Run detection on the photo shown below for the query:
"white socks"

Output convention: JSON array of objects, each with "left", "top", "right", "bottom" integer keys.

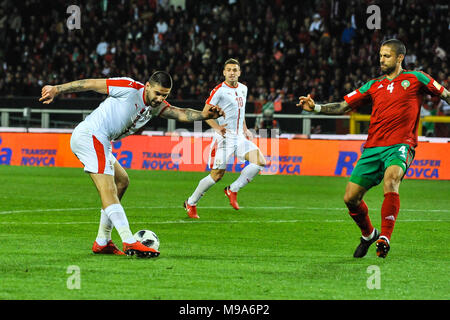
[
  {"left": 103, "top": 203, "right": 136, "bottom": 244},
  {"left": 362, "top": 228, "right": 376, "bottom": 241},
  {"left": 95, "top": 209, "right": 113, "bottom": 246},
  {"left": 187, "top": 163, "right": 263, "bottom": 205},
  {"left": 188, "top": 175, "right": 216, "bottom": 205},
  {"left": 230, "top": 163, "right": 263, "bottom": 192}
]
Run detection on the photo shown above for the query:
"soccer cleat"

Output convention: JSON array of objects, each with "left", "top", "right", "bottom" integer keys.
[
  {"left": 224, "top": 186, "right": 239, "bottom": 210},
  {"left": 184, "top": 200, "right": 199, "bottom": 219},
  {"left": 123, "top": 241, "right": 160, "bottom": 258},
  {"left": 353, "top": 229, "right": 380, "bottom": 258},
  {"left": 376, "top": 237, "right": 391, "bottom": 258},
  {"left": 92, "top": 240, "right": 125, "bottom": 255}
]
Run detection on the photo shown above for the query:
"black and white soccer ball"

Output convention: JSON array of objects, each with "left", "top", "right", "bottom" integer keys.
[{"left": 134, "top": 230, "right": 160, "bottom": 251}]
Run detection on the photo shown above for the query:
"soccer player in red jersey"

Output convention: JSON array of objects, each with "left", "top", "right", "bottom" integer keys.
[{"left": 298, "top": 39, "right": 450, "bottom": 258}]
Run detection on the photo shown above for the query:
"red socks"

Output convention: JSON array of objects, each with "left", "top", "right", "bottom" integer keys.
[
  {"left": 380, "top": 192, "right": 400, "bottom": 242},
  {"left": 348, "top": 200, "right": 374, "bottom": 237},
  {"left": 348, "top": 193, "right": 400, "bottom": 241}
]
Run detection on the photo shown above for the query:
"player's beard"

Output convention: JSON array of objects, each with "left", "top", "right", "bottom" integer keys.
[{"left": 381, "top": 64, "right": 396, "bottom": 75}]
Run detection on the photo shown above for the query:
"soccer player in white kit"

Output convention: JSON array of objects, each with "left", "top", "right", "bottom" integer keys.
[
  {"left": 39, "top": 71, "right": 224, "bottom": 257},
  {"left": 184, "top": 59, "right": 266, "bottom": 219}
]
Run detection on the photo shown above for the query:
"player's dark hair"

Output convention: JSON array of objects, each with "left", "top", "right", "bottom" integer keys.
[
  {"left": 224, "top": 58, "right": 240, "bottom": 69},
  {"left": 381, "top": 39, "right": 406, "bottom": 56},
  {"left": 149, "top": 71, "right": 173, "bottom": 88}
]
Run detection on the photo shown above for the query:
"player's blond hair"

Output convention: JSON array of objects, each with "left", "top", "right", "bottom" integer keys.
[{"left": 224, "top": 58, "right": 240, "bottom": 69}]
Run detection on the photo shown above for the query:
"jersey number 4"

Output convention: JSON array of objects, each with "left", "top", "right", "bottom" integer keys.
[{"left": 387, "top": 83, "right": 394, "bottom": 93}]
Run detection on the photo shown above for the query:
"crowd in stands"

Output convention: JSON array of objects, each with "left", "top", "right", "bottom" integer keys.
[{"left": 0, "top": 0, "right": 448, "bottom": 119}]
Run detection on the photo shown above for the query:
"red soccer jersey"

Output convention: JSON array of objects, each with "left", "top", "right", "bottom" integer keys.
[{"left": 344, "top": 70, "right": 444, "bottom": 148}]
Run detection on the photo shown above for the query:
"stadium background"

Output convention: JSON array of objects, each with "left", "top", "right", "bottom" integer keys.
[
  {"left": 0, "top": 0, "right": 449, "bottom": 135},
  {"left": 0, "top": 0, "right": 449, "bottom": 303}
]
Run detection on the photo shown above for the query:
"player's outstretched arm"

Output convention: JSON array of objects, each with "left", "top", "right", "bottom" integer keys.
[
  {"left": 297, "top": 94, "right": 351, "bottom": 114},
  {"left": 39, "top": 79, "right": 107, "bottom": 104},
  {"left": 159, "top": 104, "right": 225, "bottom": 122},
  {"left": 441, "top": 87, "right": 450, "bottom": 105}
]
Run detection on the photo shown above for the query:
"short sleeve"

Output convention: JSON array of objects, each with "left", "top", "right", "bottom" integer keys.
[
  {"left": 420, "top": 72, "right": 445, "bottom": 96},
  {"left": 343, "top": 80, "right": 376, "bottom": 110},
  {"left": 205, "top": 86, "right": 222, "bottom": 106},
  {"left": 106, "top": 77, "right": 142, "bottom": 98}
]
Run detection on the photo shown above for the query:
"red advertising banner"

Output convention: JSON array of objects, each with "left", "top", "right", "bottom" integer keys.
[{"left": 0, "top": 132, "right": 448, "bottom": 180}]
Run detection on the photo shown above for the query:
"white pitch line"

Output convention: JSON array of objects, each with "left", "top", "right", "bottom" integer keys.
[
  {"left": 0, "top": 218, "right": 448, "bottom": 225},
  {"left": 0, "top": 205, "right": 449, "bottom": 215},
  {"left": 304, "top": 207, "right": 450, "bottom": 213},
  {"left": 0, "top": 206, "right": 296, "bottom": 215}
]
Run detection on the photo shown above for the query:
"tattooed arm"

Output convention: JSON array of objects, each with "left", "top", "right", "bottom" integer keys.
[
  {"left": 159, "top": 103, "right": 225, "bottom": 122},
  {"left": 441, "top": 87, "right": 450, "bottom": 105},
  {"left": 40, "top": 79, "right": 107, "bottom": 104},
  {"left": 297, "top": 94, "right": 352, "bottom": 114}
]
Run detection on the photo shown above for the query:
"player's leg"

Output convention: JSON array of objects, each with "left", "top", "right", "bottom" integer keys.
[
  {"left": 230, "top": 147, "right": 266, "bottom": 192},
  {"left": 89, "top": 173, "right": 132, "bottom": 240},
  {"left": 345, "top": 149, "right": 384, "bottom": 257},
  {"left": 184, "top": 169, "right": 225, "bottom": 218},
  {"left": 187, "top": 169, "right": 223, "bottom": 207},
  {"left": 94, "top": 159, "right": 128, "bottom": 248},
  {"left": 90, "top": 173, "right": 159, "bottom": 257},
  {"left": 185, "top": 138, "right": 229, "bottom": 218},
  {"left": 344, "top": 181, "right": 376, "bottom": 238},
  {"left": 70, "top": 128, "right": 124, "bottom": 254},
  {"left": 376, "top": 165, "right": 403, "bottom": 258},
  {"left": 376, "top": 144, "right": 414, "bottom": 258},
  {"left": 225, "top": 141, "right": 265, "bottom": 210},
  {"left": 113, "top": 160, "right": 130, "bottom": 201}
]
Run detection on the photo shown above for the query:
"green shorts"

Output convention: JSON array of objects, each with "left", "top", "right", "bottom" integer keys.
[{"left": 349, "top": 144, "right": 415, "bottom": 190}]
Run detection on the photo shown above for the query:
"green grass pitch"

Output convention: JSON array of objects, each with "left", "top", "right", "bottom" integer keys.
[{"left": 0, "top": 166, "right": 448, "bottom": 300}]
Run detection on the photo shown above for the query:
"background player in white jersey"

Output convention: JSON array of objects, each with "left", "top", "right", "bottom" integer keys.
[
  {"left": 184, "top": 59, "right": 266, "bottom": 219},
  {"left": 39, "top": 71, "right": 224, "bottom": 257}
]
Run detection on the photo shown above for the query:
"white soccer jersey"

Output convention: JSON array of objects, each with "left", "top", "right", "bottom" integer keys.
[
  {"left": 206, "top": 81, "right": 248, "bottom": 137},
  {"left": 82, "top": 77, "right": 169, "bottom": 141}
]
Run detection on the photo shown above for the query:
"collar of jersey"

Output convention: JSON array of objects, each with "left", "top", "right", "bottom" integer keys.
[
  {"left": 385, "top": 69, "right": 405, "bottom": 82},
  {"left": 223, "top": 81, "right": 238, "bottom": 89}
]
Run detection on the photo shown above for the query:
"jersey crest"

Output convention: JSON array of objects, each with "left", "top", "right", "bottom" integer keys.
[{"left": 401, "top": 80, "right": 410, "bottom": 90}]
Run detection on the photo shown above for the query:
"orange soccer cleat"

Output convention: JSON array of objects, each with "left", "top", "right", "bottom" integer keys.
[
  {"left": 224, "top": 186, "right": 240, "bottom": 210},
  {"left": 376, "top": 237, "right": 391, "bottom": 258},
  {"left": 123, "top": 241, "right": 160, "bottom": 258},
  {"left": 184, "top": 200, "right": 199, "bottom": 219},
  {"left": 92, "top": 240, "right": 126, "bottom": 255}
]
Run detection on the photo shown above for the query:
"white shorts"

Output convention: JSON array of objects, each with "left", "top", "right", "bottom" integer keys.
[
  {"left": 208, "top": 134, "right": 259, "bottom": 170},
  {"left": 70, "top": 123, "right": 116, "bottom": 175}
]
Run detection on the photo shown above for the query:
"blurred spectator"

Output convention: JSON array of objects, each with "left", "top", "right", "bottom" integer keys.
[
  {"left": 254, "top": 101, "right": 279, "bottom": 137},
  {"left": 341, "top": 23, "right": 356, "bottom": 44},
  {"left": 96, "top": 37, "right": 108, "bottom": 56},
  {"left": 309, "top": 13, "right": 323, "bottom": 36},
  {"left": 0, "top": 0, "right": 447, "bottom": 117},
  {"left": 156, "top": 17, "right": 168, "bottom": 34}
]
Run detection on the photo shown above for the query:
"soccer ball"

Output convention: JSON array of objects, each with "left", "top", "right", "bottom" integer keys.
[{"left": 134, "top": 230, "right": 160, "bottom": 251}]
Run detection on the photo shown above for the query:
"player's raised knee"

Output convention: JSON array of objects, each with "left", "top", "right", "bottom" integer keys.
[
  {"left": 116, "top": 174, "right": 130, "bottom": 191},
  {"left": 343, "top": 193, "right": 361, "bottom": 210}
]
